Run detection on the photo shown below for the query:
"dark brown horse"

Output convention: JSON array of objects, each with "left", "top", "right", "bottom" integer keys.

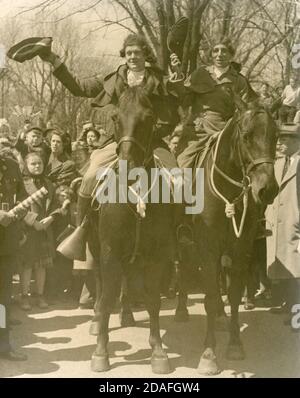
[
  {"left": 180, "top": 106, "right": 278, "bottom": 375},
  {"left": 89, "top": 86, "right": 175, "bottom": 374}
]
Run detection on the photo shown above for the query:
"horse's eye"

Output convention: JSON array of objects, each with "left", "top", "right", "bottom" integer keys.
[{"left": 111, "top": 113, "right": 119, "bottom": 123}]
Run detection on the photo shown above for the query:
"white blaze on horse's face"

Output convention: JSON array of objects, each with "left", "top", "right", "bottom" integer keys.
[
  {"left": 125, "top": 45, "right": 146, "bottom": 72},
  {"left": 211, "top": 44, "right": 232, "bottom": 68}
]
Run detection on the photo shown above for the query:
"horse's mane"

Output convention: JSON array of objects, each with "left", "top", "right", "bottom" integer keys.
[{"left": 119, "top": 86, "right": 154, "bottom": 114}]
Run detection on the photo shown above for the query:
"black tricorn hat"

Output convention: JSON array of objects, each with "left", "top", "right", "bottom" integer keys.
[
  {"left": 7, "top": 37, "right": 52, "bottom": 63},
  {"left": 167, "top": 17, "right": 189, "bottom": 61}
]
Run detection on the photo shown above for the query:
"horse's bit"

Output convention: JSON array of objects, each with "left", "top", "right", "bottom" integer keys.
[{"left": 210, "top": 115, "right": 274, "bottom": 238}]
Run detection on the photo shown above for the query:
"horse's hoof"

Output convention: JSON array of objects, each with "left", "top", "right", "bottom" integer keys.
[
  {"left": 175, "top": 309, "right": 189, "bottom": 322},
  {"left": 91, "top": 354, "right": 110, "bottom": 372},
  {"left": 151, "top": 355, "right": 171, "bottom": 374},
  {"left": 197, "top": 348, "right": 221, "bottom": 376},
  {"left": 226, "top": 344, "right": 245, "bottom": 360},
  {"left": 215, "top": 314, "right": 229, "bottom": 332},
  {"left": 89, "top": 321, "right": 100, "bottom": 336},
  {"left": 167, "top": 288, "right": 176, "bottom": 299},
  {"left": 119, "top": 311, "right": 136, "bottom": 327},
  {"left": 244, "top": 301, "right": 255, "bottom": 311}
]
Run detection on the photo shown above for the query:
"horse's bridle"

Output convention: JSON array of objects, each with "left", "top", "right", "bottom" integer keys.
[
  {"left": 215, "top": 113, "right": 275, "bottom": 187},
  {"left": 235, "top": 122, "right": 274, "bottom": 177},
  {"left": 116, "top": 120, "right": 156, "bottom": 167},
  {"left": 210, "top": 111, "right": 275, "bottom": 238}
]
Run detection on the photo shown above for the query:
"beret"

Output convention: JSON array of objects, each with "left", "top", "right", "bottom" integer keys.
[{"left": 7, "top": 37, "right": 52, "bottom": 63}]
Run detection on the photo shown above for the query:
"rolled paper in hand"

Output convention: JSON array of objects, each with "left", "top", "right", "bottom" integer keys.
[{"left": 8, "top": 187, "right": 48, "bottom": 216}]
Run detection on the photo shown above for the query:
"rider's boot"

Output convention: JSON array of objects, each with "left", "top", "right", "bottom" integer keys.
[
  {"left": 57, "top": 195, "right": 91, "bottom": 261},
  {"left": 76, "top": 195, "right": 92, "bottom": 226}
]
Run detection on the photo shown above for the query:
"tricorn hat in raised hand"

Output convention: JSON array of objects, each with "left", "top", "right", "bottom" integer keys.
[
  {"left": 7, "top": 37, "right": 52, "bottom": 63},
  {"left": 167, "top": 17, "right": 189, "bottom": 61}
]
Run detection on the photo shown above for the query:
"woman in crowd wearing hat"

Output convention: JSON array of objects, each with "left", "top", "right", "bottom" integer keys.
[
  {"left": 38, "top": 33, "right": 179, "bottom": 232},
  {"left": 78, "top": 128, "right": 100, "bottom": 154}
]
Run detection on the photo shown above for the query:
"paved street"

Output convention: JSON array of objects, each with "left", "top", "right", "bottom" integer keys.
[{"left": 1, "top": 294, "right": 299, "bottom": 378}]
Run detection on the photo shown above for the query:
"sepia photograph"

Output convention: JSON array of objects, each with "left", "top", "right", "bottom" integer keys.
[{"left": 0, "top": 0, "right": 299, "bottom": 383}]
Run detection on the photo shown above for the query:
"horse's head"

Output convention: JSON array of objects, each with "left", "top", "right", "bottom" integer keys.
[
  {"left": 234, "top": 105, "right": 278, "bottom": 206},
  {"left": 114, "top": 86, "right": 156, "bottom": 170}
]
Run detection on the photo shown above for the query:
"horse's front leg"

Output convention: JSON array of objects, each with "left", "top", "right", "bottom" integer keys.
[
  {"left": 144, "top": 260, "right": 171, "bottom": 374},
  {"left": 198, "top": 261, "right": 221, "bottom": 376},
  {"left": 175, "top": 259, "right": 189, "bottom": 322},
  {"left": 90, "top": 266, "right": 102, "bottom": 336},
  {"left": 119, "top": 275, "right": 135, "bottom": 327},
  {"left": 226, "top": 269, "right": 246, "bottom": 360},
  {"left": 91, "top": 247, "right": 122, "bottom": 372}
]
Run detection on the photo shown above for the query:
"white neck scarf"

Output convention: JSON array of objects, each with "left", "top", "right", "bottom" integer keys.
[
  {"left": 213, "top": 65, "right": 230, "bottom": 79},
  {"left": 127, "top": 70, "right": 145, "bottom": 87}
]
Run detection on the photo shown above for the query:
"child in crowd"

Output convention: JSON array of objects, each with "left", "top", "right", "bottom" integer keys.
[{"left": 19, "top": 152, "right": 60, "bottom": 310}]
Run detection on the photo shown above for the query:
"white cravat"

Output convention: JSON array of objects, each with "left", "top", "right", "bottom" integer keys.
[
  {"left": 213, "top": 65, "right": 230, "bottom": 79},
  {"left": 127, "top": 70, "right": 145, "bottom": 87}
]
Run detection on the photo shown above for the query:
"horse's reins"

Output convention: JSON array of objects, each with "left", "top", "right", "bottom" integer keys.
[{"left": 210, "top": 115, "right": 274, "bottom": 238}]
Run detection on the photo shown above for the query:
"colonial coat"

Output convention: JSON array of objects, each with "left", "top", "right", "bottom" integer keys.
[
  {"left": 53, "top": 62, "right": 179, "bottom": 197},
  {"left": 53, "top": 63, "right": 179, "bottom": 137},
  {"left": 266, "top": 153, "right": 300, "bottom": 279}
]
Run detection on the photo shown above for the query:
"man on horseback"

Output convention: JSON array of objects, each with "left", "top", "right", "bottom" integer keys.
[
  {"left": 170, "top": 37, "right": 258, "bottom": 168},
  {"left": 40, "top": 34, "right": 179, "bottom": 231}
]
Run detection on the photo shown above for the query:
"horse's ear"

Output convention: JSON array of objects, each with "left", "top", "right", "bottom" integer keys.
[{"left": 233, "top": 92, "right": 248, "bottom": 112}]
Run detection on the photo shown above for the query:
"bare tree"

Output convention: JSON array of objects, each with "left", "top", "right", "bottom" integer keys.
[
  {"left": 2, "top": 13, "right": 112, "bottom": 137},
  {"left": 12, "top": 0, "right": 300, "bottom": 89}
]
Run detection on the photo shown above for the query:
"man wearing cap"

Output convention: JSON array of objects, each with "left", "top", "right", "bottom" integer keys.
[
  {"left": 15, "top": 126, "right": 50, "bottom": 165},
  {"left": 169, "top": 37, "right": 258, "bottom": 168},
  {"left": 265, "top": 124, "right": 300, "bottom": 319}
]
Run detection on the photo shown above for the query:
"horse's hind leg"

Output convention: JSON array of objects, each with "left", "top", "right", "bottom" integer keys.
[
  {"left": 226, "top": 269, "right": 246, "bottom": 360},
  {"left": 144, "top": 261, "right": 171, "bottom": 374}
]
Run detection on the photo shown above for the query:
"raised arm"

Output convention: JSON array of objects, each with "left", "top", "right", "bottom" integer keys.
[{"left": 39, "top": 52, "right": 104, "bottom": 98}]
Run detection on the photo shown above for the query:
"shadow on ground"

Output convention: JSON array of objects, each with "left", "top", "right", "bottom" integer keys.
[{"left": 1, "top": 296, "right": 299, "bottom": 377}]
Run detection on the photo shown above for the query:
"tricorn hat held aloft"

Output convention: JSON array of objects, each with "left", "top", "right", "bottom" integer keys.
[{"left": 7, "top": 37, "right": 52, "bottom": 63}]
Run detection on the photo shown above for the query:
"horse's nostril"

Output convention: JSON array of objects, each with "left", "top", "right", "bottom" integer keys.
[{"left": 258, "top": 184, "right": 277, "bottom": 205}]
